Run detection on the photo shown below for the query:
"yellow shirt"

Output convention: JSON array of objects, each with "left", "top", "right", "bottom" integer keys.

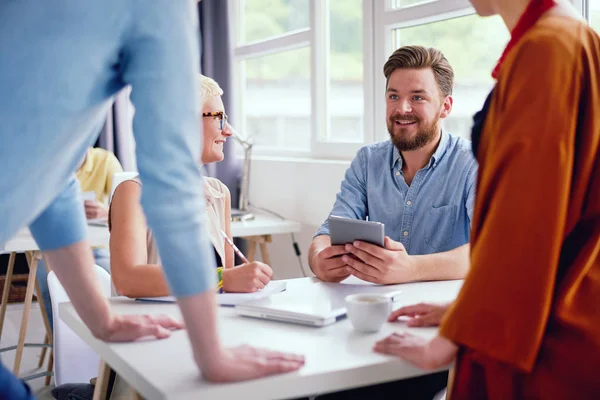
[{"left": 76, "top": 147, "right": 123, "bottom": 205}]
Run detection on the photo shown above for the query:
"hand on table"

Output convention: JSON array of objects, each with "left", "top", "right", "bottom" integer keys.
[
  {"left": 342, "top": 237, "right": 417, "bottom": 284},
  {"left": 203, "top": 345, "right": 305, "bottom": 382},
  {"left": 100, "top": 314, "right": 185, "bottom": 341},
  {"left": 222, "top": 261, "right": 273, "bottom": 293},
  {"left": 374, "top": 333, "right": 457, "bottom": 370},
  {"left": 388, "top": 302, "right": 451, "bottom": 327},
  {"left": 312, "top": 245, "right": 352, "bottom": 282},
  {"left": 84, "top": 200, "right": 108, "bottom": 220}
]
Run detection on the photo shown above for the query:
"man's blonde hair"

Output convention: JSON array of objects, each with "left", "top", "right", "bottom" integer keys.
[{"left": 198, "top": 74, "right": 223, "bottom": 106}]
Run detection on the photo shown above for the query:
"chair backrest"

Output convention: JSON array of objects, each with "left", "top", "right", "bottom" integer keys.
[
  {"left": 47, "top": 265, "right": 112, "bottom": 386},
  {"left": 110, "top": 171, "right": 138, "bottom": 203}
]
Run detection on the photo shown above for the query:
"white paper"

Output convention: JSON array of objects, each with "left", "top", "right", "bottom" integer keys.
[
  {"left": 136, "top": 280, "right": 287, "bottom": 306},
  {"left": 82, "top": 191, "right": 96, "bottom": 201},
  {"left": 87, "top": 218, "right": 109, "bottom": 227}
]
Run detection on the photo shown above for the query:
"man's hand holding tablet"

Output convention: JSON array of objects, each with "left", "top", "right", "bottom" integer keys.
[
  {"left": 343, "top": 236, "right": 417, "bottom": 284},
  {"left": 309, "top": 216, "right": 382, "bottom": 283},
  {"left": 310, "top": 216, "right": 417, "bottom": 285}
]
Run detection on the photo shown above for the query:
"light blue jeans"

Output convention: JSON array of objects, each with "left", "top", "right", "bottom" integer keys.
[{"left": 35, "top": 247, "right": 110, "bottom": 333}]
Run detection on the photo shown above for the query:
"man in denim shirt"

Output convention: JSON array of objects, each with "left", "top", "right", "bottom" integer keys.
[{"left": 310, "top": 45, "right": 477, "bottom": 291}]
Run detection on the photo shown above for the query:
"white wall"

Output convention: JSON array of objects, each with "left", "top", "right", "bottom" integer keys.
[{"left": 248, "top": 156, "right": 350, "bottom": 279}]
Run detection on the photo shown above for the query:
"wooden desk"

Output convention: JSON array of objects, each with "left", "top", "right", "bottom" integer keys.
[
  {"left": 61, "top": 277, "right": 462, "bottom": 400},
  {"left": 231, "top": 212, "right": 301, "bottom": 266},
  {"left": 0, "top": 225, "right": 110, "bottom": 379}
]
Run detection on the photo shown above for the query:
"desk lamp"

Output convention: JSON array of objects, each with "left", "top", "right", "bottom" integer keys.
[{"left": 230, "top": 126, "right": 254, "bottom": 221}]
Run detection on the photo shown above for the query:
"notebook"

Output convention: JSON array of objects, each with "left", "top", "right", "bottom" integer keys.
[{"left": 136, "top": 280, "right": 287, "bottom": 307}]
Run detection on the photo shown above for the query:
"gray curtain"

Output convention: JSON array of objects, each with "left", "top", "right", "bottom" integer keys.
[
  {"left": 96, "top": 3, "right": 239, "bottom": 202},
  {"left": 199, "top": 0, "right": 242, "bottom": 208},
  {"left": 96, "top": 87, "right": 135, "bottom": 171}
]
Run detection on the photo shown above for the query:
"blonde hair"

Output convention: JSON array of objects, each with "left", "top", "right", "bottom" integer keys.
[{"left": 198, "top": 74, "right": 224, "bottom": 106}]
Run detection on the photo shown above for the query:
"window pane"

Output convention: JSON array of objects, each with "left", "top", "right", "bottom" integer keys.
[
  {"left": 241, "top": 0, "right": 309, "bottom": 44},
  {"left": 244, "top": 47, "right": 311, "bottom": 150},
  {"left": 592, "top": 0, "right": 600, "bottom": 32},
  {"left": 393, "top": 15, "right": 509, "bottom": 139},
  {"left": 328, "top": 0, "right": 364, "bottom": 142}
]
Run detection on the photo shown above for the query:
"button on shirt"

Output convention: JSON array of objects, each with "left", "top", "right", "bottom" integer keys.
[{"left": 316, "top": 132, "right": 478, "bottom": 255}]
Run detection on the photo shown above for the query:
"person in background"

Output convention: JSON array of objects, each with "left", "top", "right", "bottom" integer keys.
[
  {"left": 313, "top": 45, "right": 477, "bottom": 400},
  {"left": 0, "top": 1, "right": 303, "bottom": 398},
  {"left": 36, "top": 147, "right": 122, "bottom": 332},
  {"left": 309, "top": 46, "right": 477, "bottom": 289},
  {"left": 374, "top": 0, "right": 600, "bottom": 398},
  {"left": 77, "top": 147, "right": 123, "bottom": 223},
  {"left": 109, "top": 75, "right": 273, "bottom": 297}
]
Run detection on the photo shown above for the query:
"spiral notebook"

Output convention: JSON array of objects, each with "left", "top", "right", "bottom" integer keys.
[{"left": 135, "top": 281, "right": 287, "bottom": 307}]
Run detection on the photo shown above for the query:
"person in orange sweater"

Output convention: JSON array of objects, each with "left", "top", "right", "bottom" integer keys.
[{"left": 373, "top": 0, "right": 600, "bottom": 398}]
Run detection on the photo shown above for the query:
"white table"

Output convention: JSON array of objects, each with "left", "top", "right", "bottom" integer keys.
[
  {"left": 2, "top": 225, "right": 110, "bottom": 254},
  {"left": 61, "top": 277, "right": 462, "bottom": 400},
  {"left": 0, "top": 224, "right": 110, "bottom": 379},
  {"left": 230, "top": 212, "right": 301, "bottom": 266}
]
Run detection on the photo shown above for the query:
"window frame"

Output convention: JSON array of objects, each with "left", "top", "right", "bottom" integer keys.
[
  {"left": 228, "top": 0, "right": 593, "bottom": 160},
  {"left": 229, "top": 0, "right": 374, "bottom": 160}
]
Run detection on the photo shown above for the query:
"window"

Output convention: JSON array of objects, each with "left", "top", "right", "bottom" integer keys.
[
  {"left": 229, "top": 1, "right": 514, "bottom": 158},
  {"left": 231, "top": 0, "right": 370, "bottom": 159},
  {"left": 240, "top": 0, "right": 309, "bottom": 44},
  {"left": 391, "top": 14, "right": 509, "bottom": 139},
  {"left": 372, "top": 1, "right": 508, "bottom": 141},
  {"left": 328, "top": 0, "right": 364, "bottom": 144},
  {"left": 243, "top": 47, "right": 311, "bottom": 150},
  {"left": 591, "top": 0, "right": 600, "bottom": 31}
]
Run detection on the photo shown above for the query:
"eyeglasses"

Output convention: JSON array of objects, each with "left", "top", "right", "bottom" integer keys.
[{"left": 202, "top": 111, "right": 228, "bottom": 130}]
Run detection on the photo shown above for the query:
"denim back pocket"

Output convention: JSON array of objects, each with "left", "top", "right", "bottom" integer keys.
[{"left": 425, "top": 204, "right": 458, "bottom": 251}]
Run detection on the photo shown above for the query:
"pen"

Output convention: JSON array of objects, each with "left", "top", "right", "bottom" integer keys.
[{"left": 220, "top": 230, "right": 250, "bottom": 264}]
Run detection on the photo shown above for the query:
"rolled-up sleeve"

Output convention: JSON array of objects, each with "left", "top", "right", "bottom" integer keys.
[{"left": 29, "top": 176, "right": 87, "bottom": 251}]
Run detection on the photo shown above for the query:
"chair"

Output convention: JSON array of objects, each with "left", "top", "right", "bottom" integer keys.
[{"left": 47, "top": 265, "right": 111, "bottom": 386}]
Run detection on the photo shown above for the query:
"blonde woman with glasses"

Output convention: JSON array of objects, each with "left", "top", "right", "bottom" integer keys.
[{"left": 109, "top": 75, "right": 273, "bottom": 299}]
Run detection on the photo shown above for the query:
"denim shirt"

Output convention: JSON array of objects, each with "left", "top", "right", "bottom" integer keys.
[{"left": 316, "top": 132, "right": 478, "bottom": 255}]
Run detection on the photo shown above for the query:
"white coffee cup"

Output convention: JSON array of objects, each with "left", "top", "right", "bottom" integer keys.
[{"left": 345, "top": 293, "right": 392, "bottom": 333}]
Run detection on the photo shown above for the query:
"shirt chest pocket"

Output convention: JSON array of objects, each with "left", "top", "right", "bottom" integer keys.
[{"left": 425, "top": 205, "right": 458, "bottom": 251}]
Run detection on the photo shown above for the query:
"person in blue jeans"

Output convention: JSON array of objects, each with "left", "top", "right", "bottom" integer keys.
[{"left": 0, "top": 1, "right": 303, "bottom": 398}]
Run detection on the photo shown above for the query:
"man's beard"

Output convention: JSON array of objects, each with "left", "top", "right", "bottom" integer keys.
[{"left": 387, "top": 114, "right": 440, "bottom": 152}]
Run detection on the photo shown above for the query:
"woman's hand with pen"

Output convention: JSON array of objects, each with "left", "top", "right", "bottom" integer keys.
[{"left": 222, "top": 261, "right": 273, "bottom": 293}]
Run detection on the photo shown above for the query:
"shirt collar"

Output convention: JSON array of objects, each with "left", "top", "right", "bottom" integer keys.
[
  {"left": 430, "top": 130, "right": 450, "bottom": 169},
  {"left": 391, "top": 145, "right": 402, "bottom": 169},
  {"left": 390, "top": 130, "right": 450, "bottom": 170}
]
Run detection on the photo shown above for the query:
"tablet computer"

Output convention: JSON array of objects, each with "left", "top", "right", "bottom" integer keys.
[{"left": 328, "top": 215, "right": 385, "bottom": 247}]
